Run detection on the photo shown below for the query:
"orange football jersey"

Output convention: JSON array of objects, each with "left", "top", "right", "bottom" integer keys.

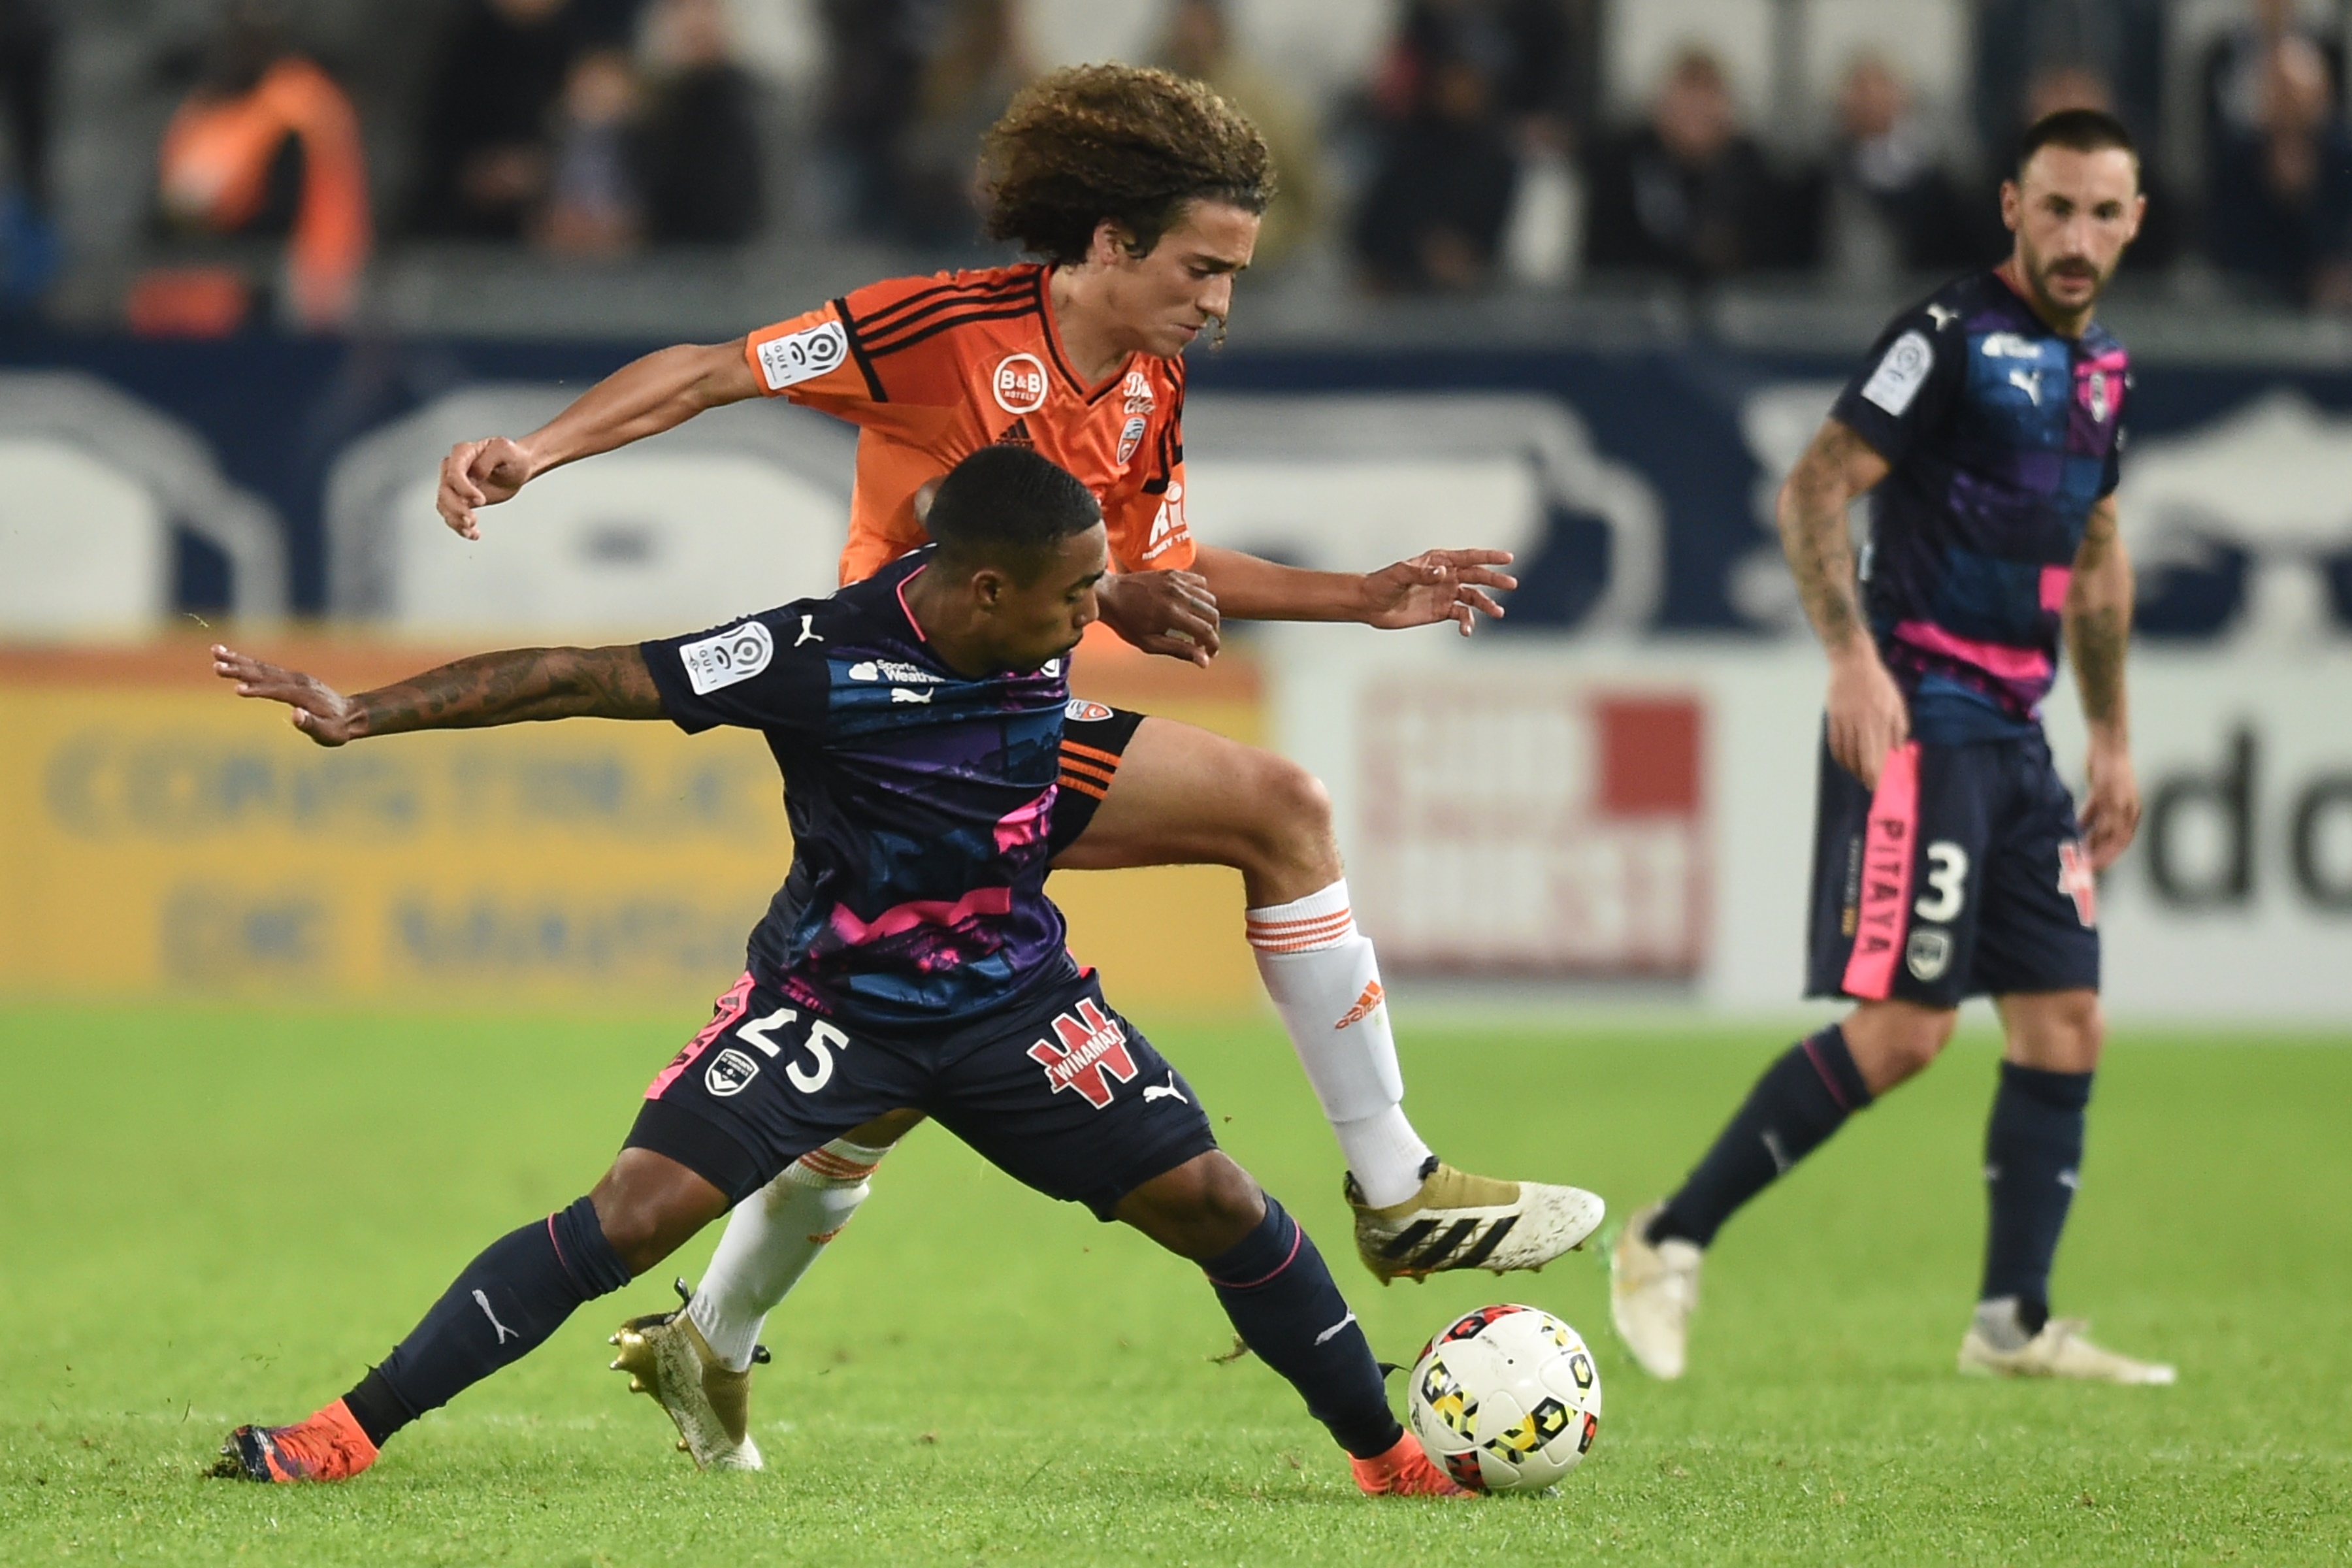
[{"left": 742, "top": 263, "right": 1193, "bottom": 584}]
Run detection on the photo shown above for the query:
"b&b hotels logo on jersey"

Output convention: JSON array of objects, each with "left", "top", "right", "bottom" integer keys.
[
  {"left": 993, "top": 353, "right": 1049, "bottom": 414},
  {"left": 679, "top": 620, "right": 775, "bottom": 694},
  {"left": 1027, "top": 998, "right": 1138, "bottom": 1109}
]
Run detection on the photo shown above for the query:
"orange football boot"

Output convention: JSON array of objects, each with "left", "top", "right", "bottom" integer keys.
[
  {"left": 210, "top": 1397, "right": 380, "bottom": 1482},
  {"left": 1350, "top": 1430, "right": 1474, "bottom": 1497}
]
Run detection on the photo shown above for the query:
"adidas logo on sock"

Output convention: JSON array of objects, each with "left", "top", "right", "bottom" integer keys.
[{"left": 1335, "top": 981, "right": 1385, "bottom": 1030}]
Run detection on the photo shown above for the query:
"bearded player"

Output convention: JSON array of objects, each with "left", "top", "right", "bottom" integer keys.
[
  {"left": 1610, "top": 110, "right": 2172, "bottom": 1386},
  {"left": 433, "top": 65, "right": 1602, "bottom": 1468}
]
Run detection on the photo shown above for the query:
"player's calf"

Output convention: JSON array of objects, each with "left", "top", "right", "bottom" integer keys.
[
  {"left": 213, "top": 1160, "right": 719, "bottom": 1480},
  {"left": 1117, "top": 1154, "right": 1471, "bottom": 1497}
]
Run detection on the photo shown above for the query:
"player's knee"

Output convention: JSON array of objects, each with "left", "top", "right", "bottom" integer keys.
[
  {"left": 1848, "top": 1004, "right": 1959, "bottom": 1092},
  {"left": 2010, "top": 989, "right": 2103, "bottom": 1071},
  {"left": 1236, "top": 756, "right": 1338, "bottom": 881},
  {"left": 1115, "top": 1151, "right": 1267, "bottom": 1260},
  {"left": 590, "top": 1149, "right": 728, "bottom": 1277}
]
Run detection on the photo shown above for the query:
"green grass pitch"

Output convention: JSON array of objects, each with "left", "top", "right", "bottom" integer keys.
[{"left": 1, "top": 1001, "right": 2347, "bottom": 1565}]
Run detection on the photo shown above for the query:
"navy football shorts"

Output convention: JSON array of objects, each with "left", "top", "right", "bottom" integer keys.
[
  {"left": 625, "top": 966, "right": 1216, "bottom": 1220},
  {"left": 1805, "top": 728, "right": 2100, "bottom": 1007},
  {"left": 1047, "top": 701, "right": 1147, "bottom": 858}
]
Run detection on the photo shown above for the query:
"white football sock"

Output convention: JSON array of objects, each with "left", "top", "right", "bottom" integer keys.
[
  {"left": 687, "top": 1138, "right": 888, "bottom": 1373},
  {"left": 1246, "top": 879, "right": 1433, "bottom": 1208}
]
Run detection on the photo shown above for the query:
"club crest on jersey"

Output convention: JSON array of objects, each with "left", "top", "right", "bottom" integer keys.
[
  {"left": 704, "top": 1047, "right": 761, "bottom": 1097},
  {"left": 2081, "top": 368, "right": 2118, "bottom": 425},
  {"left": 679, "top": 620, "right": 774, "bottom": 694},
  {"left": 1026, "top": 998, "right": 1139, "bottom": 1109},
  {"left": 1115, "top": 415, "right": 1147, "bottom": 467},
  {"left": 1905, "top": 928, "right": 1952, "bottom": 982},
  {"left": 1066, "top": 698, "right": 1114, "bottom": 721},
  {"left": 1121, "top": 370, "right": 1155, "bottom": 416},
  {"left": 992, "top": 352, "right": 1049, "bottom": 414}
]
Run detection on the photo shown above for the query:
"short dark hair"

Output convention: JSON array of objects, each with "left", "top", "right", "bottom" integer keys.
[
  {"left": 981, "top": 64, "right": 1274, "bottom": 265},
  {"left": 926, "top": 446, "right": 1103, "bottom": 580},
  {"left": 2016, "top": 108, "right": 2137, "bottom": 182}
]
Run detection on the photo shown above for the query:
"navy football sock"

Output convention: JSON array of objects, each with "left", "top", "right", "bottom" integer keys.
[
  {"left": 340, "top": 1196, "right": 633, "bottom": 1448},
  {"left": 1650, "top": 1026, "right": 1873, "bottom": 1249},
  {"left": 1201, "top": 1195, "right": 1400, "bottom": 1460},
  {"left": 1980, "top": 1061, "right": 2092, "bottom": 1335}
]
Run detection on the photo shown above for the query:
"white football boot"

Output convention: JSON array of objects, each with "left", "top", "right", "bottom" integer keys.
[
  {"left": 1959, "top": 1301, "right": 2176, "bottom": 1385},
  {"left": 1345, "top": 1162, "right": 1605, "bottom": 1284},
  {"left": 609, "top": 1281, "right": 766, "bottom": 1470},
  {"left": 1609, "top": 1201, "right": 1703, "bottom": 1380}
]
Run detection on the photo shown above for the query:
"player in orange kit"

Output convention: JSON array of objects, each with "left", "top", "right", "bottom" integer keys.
[{"left": 434, "top": 65, "right": 1603, "bottom": 1470}]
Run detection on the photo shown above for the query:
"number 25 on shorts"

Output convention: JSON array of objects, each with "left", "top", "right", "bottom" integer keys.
[{"left": 736, "top": 1007, "right": 853, "bottom": 1092}]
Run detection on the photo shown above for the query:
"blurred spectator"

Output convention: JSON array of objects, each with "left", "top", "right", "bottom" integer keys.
[
  {"left": 144, "top": 1, "right": 370, "bottom": 332},
  {"left": 1821, "top": 55, "right": 1977, "bottom": 281},
  {"left": 895, "top": 0, "right": 1030, "bottom": 248},
  {"left": 1583, "top": 48, "right": 1804, "bottom": 282},
  {"left": 0, "top": 0, "right": 58, "bottom": 309},
  {"left": 411, "top": 0, "right": 582, "bottom": 240},
  {"left": 2208, "top": 33, "right": 2352, "bottom": 308},
  {"left": 539, "top": 48, "right": 642, "bottom": 255},
  {"left": 1373, "top": 0, "right": 1599, "bottom": 154},
  {"left": 1354, "top": 47, "right": 1519, "bottom": 293},
  {"left": 811, "top": 0, "right": 930, "bottom": 240},
  {"left": 1972, "top": 0, "right": 2166, "bottom": 172},
  {"left": 2016, "top": 63, "right": 2180, "bottom": 270},
  {"left": 2205, "top": 0, "right": 2342, "bottom": 150},
  {"left": 637, "top": 0, "right": 765, "bottom": 244},
  {"left": 1159, "top": 0, "right": 1320, "bottom": 267}
]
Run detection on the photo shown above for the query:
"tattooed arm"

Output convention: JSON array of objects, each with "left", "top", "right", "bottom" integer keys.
[
  {"left": 210, "top": 643, "right": 664, "bottom": 747},
  {"left": 2066, "top": 494, "right": 2140, "bottom": 868},
  {"left": 1777, "top": 417, "right": 1903, "bottom": 787}
]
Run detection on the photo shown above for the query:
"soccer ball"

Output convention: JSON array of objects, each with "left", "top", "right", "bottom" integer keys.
[{"left": 1405, "top": 1304, "right": 1602, "bottom": 1494}]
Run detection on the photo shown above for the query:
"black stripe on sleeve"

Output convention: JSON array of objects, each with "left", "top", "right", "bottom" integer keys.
[
  {"left": 832, "top": 297, "right": 887, "bottom": 402},
  {"left": 860, "top": 301, "right": 1043, "bottom": 359}
]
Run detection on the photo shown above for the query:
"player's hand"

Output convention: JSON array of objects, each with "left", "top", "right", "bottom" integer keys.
[
  {"left": 1825, "top": 642, "right": 1909, "bottom": 789},
  {"left": 2079, "top": 736, "right": 2141, "bottom": 870},
  {"left": 212, "top": 645, "right": 364, "bottom": 746},
  {"left": 1096, "top": 569, "right": 1222, "bottom": 668},
  {"left": 437, "top": 436, "right": 536, "bottom": 540},
  {"left": 1358, "top": 549, "right": 1516, "bottom": 636}
]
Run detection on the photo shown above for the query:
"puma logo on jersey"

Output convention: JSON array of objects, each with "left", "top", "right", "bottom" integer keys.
[
  {"left": 1927, "top": 303, "right": 1960, "bottom": 330},
  {"left": 1335, "top": 981, "right": 1385, "bottom": 1030},
  {"left": 890, "top": 687, "right": 932, "bottom": 704},
  {"left": 795, "top": 615, "right": 822, "bottom": 646},
  {"left": 1143, "top": 1074, "right": 1188, "bottom": 1105},
  {"left": 2008, "top": 367, "right": 2042, "bottom": 406}
]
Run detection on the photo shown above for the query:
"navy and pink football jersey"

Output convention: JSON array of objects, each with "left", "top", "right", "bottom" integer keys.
[
  {"left": 640, "top": 549, "right": 1079, "bottom": 1032},
  {"left": 1831, "top": 269, "right": 2129, "bottom": 744}
]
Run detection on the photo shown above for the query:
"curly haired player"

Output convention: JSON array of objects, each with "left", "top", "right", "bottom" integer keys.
[{"left": 431, "top": 64, "right": 1603, "bottom": 1469}]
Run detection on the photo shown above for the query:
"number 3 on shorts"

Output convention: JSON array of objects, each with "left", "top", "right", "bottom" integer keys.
[
  {"left": 1914, "top": 841, "right": 1970, "bottom": 923},
  {"left": 736, "top": 1007, "right": 853, "bottom": 1093}
]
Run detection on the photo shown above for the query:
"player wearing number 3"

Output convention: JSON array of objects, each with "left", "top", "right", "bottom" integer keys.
[{"left": 1610, "top": 109, "right": 2172, "bottom": 1385}]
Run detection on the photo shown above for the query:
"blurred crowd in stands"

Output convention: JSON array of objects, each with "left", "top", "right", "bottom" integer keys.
[{"left": 2, "top": 0, "right": 2351, "bottom": 332}]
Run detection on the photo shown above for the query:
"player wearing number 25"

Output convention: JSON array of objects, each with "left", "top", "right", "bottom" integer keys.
[{"left": 1611, "top": 108, "right": 2174, "bottom": 1386}]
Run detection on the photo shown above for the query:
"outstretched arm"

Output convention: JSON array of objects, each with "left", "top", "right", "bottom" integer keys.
[
  {"left": 2066, "top": 494, "right": 2139, "bottom": 868},
  {"left": 1778, "top": 417, "right": 1900, "bottom": 787},
  {"left": 212, "top": 643, "right": 665, "bottom": 747},
  {"left": 438, "top": 340, "right": 760, "bottom": 538}
]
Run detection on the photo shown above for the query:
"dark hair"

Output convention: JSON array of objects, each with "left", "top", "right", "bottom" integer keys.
[
  {"left": 981, "top": 64, "right": 1274, "bottom": 265},
  {"left": 2016, "top": 108, "right": 2137, "bottom": 180},
  {"left": 926, "top": 446, "right": 1103, "bottom": 580}
]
